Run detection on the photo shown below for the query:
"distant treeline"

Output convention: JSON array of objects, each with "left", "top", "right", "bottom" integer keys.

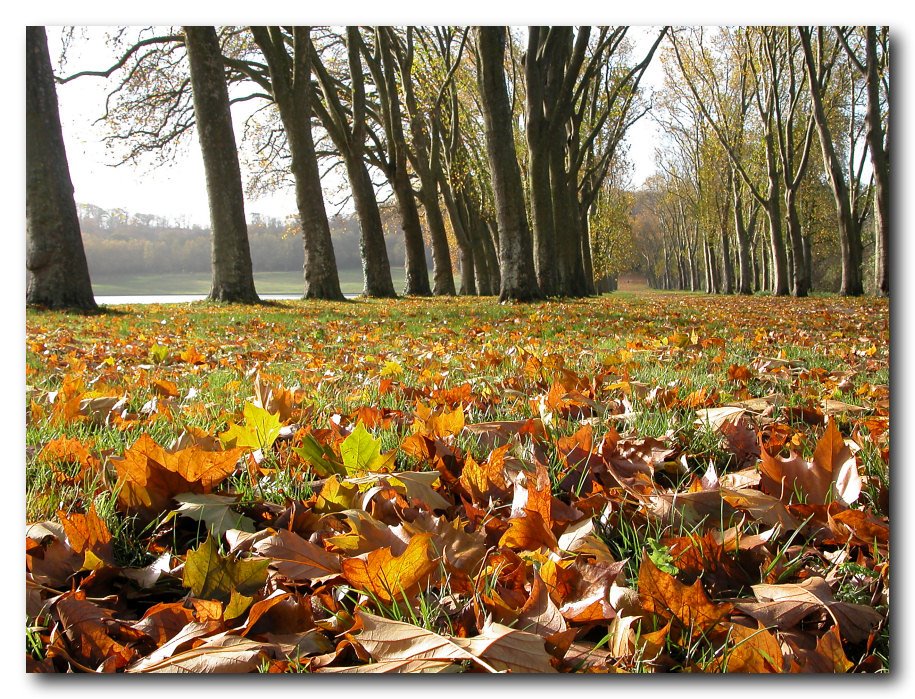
[{"left": 78, "top": 203, "right": 429, "bottom": 276}]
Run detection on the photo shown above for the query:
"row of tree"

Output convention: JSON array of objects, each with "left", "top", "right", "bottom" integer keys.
[
  {"left": 26, "top": 26, "right": 888, "bottom": 310},
  {"left": 26, "top": 25, "right": 663, "bottom": 308},
  {"left": 634, "top": 26, "right": 888, "bottom": 298}
]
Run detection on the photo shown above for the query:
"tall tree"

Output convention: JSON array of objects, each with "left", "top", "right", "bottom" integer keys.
[
  {"left": 389, "top": 27, "right": 457, "bottom": 296},
  {"left": 359, "top": 27, "right": 432, "bottom": 296},
  {"left": 799, "top": 26, "right": 869, "bottom": 296},
  {"left": 308, "top": 28, "right": 397, "bottom": 298},
  {"left": 249, "top": 26, "right": 343, "bottom": 300},
  {"left": 837, "top": 26, "right": 889, "bottom": 296},
  {"left": 474, "top": 27, "right": 541, "bottom": 302},
  {"left": 26, "top": 26, "right": 97, "bottom": 310},
  {"left": 183, "top": 26, "right": 259, "bottom": 303}
]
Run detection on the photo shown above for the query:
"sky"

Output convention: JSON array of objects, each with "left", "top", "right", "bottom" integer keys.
[{"left": 50, "top": 25, "right": 668, "bottom": 226}]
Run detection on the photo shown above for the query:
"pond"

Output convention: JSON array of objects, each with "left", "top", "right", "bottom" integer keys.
[{"left": 95, "top": 294, "right": 357, "bottom": 305}]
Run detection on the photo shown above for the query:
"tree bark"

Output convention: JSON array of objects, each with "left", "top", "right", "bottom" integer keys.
[
  {"left": 183, "top": 26, "right": 259, "bottom": 304},
  {"left": 310, "top": 29, "right": 396, "bottom": 298},
  {"left": 863, "top": 27, "right": 889, "bottom": 297},
  {"left": 26, "top": 26, "right": 97, "bottom": 310},
  {"left": 366, "top": 28, "right": 432, "bottom": 296},
  {"left": 475, "top": 27, "right": 541, "bottom": 302},
  {"left": 799, "top": 27, "right": 863, "bottom": 296},
  {"left": 347, "top": 152, "right": 397, "bottom": 297},
  {"left": 250, "top": 26, "right": 343, "bottom": 300},
  {"left": 392, "top": 28, "right": 456, "bottom": 296},
  {"left": 731, "top": 174, "right": 753, "bottom": 294}
]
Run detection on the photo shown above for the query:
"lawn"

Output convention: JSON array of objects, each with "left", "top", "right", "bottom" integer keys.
[{"left": 25, "top": 291, "right": 889, "bottom": 673}]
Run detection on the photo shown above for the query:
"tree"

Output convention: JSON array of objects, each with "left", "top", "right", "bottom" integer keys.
[
  {"left": 837, "top": 26, "right": 889, "bottom": 296},
  {"left": 249, "top": 26, "right": 344, "bottom": 300},
  {"left": 474, "top": 27, "right": 541, "bottom": 302},
  {"left": 388, "top": 27, "right": 457, "bottom": 296},
  {"left": 799, "top": 26, "right": 871, "bottom": 296},
  {"left": 670, "top": 28, "right": 791, "bottom": 296},
  {"left": 183, "top": 26, "right": 259, "bottom": 303},
  {"left": 308, "top": 28, "right": 397, "bottom": 298},
  {"left": 26, "top": 25, "right": 97, "bottom": 310},
  {"left": 359, "top": 27, "right": 432, "bottom": 296}
]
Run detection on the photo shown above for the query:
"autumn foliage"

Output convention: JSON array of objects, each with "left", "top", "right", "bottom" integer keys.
[{"left": 25, "top": 293, "right": 889, "bottom": 673}]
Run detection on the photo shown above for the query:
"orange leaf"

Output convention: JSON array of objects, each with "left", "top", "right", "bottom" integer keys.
[
  {"left": 637, "top": 553, "right": 732, "bottom": 637},
  {"left": 708, "top": 622, "right": 784, "bottom": 672},
  {"left": 113, "top": 433, "right": 243, "bottom": 523},
  {"left": 57, "top": 503, "right": 113, "bottom": 565},
  {"left": 342, "top": 533, "right": 439, "bottom": 603},
  {"left": 499, "top": 509, "right": 559, "bottom": 552}
]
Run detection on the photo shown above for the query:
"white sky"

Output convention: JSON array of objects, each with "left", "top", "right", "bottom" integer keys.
[{"left": 50, "top": 25, "right": 667, "bottom": 226}]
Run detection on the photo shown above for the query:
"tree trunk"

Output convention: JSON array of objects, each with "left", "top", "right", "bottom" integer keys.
[
  {"left": 732, "top": 176, "right": 753, "bottom": 294},
  {"left": 418, "top": 184, "right": 457, "bottom": 295},
  {"left": 250, "top": 27, "right": 342, "bottom": 300},
  {"left": 481, "top": 217, "right": 502, "bottom": 292},
  {"left": 475, "top": 27, "right": 541, "bottom": 302},
  {"left": 784, "top": 189, "right": 809, "bottom": 297},
  {"left": 26, "top": 26, "right": 97, "bottom": 310},
  {"left": 439, "top": 176, "right": 476, "bottom": 295},
  {"left": 528, "top": 148, "right": 558, "bottom": 295},
  {"left": 367, "top": 27, "right": 432, "bottom": 296},
  {"left": 184, "top": 26, "right": 259, "bottom": 304},
  {"left": 863, "top": 27, "right": 889, "bottom": 297},
  {"left": 346, "top": 152, "right": 397, "bottom": 297},
  {"left": 311, "top": 29, "right": 395, "bottom": 298},
  {"left": 799, "top": 28, "right": 863, "bottom": 297},
  {"left": 764, "top": 195, "right": 789, "bottom": 295},
  {"left": 803, "top": 232, "right": 813, "bottom": 292},
  {"left": 720, "top": 226, "right": 734, "bottom": 294}
]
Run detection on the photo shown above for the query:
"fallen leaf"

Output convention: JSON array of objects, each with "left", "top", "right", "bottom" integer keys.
[
  {"left": 341, "top": 533, "right": 439, "bottom": 603},
  {"left": 251, "top": 528, "right": 342, "bottom": 583},
  {"left": 182, "top": 534, "right": 269, "bottom": 603}
]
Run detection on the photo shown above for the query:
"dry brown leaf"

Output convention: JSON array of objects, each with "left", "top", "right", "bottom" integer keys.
[
  {"left": 452, "top": 619, "right": 557, "bottom": 673},
  {"left": 251, "top": 528, "right": 342, "bottom": 583},
  {"left": 113, "top": 433, "right": 243, "bottom": 522},
  {"left": 129, "top": 633, "right": 268, "bottom": 673},
  {"left": 638, "top": 554, "right": 733, "bottom": 637}
]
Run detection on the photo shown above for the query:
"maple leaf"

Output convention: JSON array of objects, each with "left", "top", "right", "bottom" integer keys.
[
  {"left": 182, "top": 534, "right": 269, "bottom": 603},
  {"left": 173, "top": 493, "right": 256, "bottom": 538},
  {"left": 128, "top": 632, "right": 269, "bottom": 673},
  {"left": 341, "top": 533, "right": 439, "bottom": 603},
  {"left": 706, "top": 622, "right": 784, "bottom": 672},
  {"left": 759, "top": 419, "right": 861, "bottom": 505},
  {"left": 54, "top": 591, "right": 142, "bottom": 671},
  {"left": 220, "top": 401, "right": 282, "bottom": 451},
  {"left": 251, "top": 528, "right": 342, "bottom": 583},
  {"left": 736, "top": 577, "right": 882, "bottom": 644},
  {"left": 113, "top": 433, "right": 243, "bottom": 523},
  {"left": 57, "top": 503, "right": 114, "bottom": 568},
  {"left": 637, "top": 553, "right": 733, "bottom": 637},
  {"left": 340, "top": 422, "right": 389, "bottom": 474},
  {"left": 411, "top": 401, "right": 465, "bottom": 439},
  {"left": 293, "top": 434, "right": 345, "bottom": 477},
  {"left": 499, "top": 509, "right": 559, "bottom": 552}
]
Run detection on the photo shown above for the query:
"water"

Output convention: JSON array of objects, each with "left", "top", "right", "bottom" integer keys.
[{"left": 95, "top": 294, "right": 357, "bottom": 305}]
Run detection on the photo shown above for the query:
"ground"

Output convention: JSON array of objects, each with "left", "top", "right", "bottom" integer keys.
[{"left": 25, "top": 291, "right": 889, "bottom": 673}]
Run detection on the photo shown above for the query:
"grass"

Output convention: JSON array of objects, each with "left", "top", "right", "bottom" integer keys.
[{"left": 25, "top": 290, "right": 890, "bottom": 673}]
